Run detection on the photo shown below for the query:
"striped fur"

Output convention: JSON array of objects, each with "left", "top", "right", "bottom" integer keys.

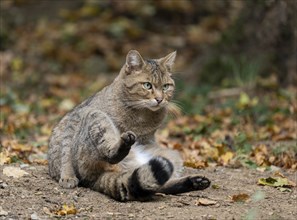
[{"left": 48, "top": 50, "right": 210, "bottom": 201}]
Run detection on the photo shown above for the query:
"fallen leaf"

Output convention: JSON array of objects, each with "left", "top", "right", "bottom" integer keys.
[
  {"left": 218, "top": 151, "right": 234, "bottom": 166},
  {"left": 184, "top": 160, "right": 207, "bottom": 169},
  {"left": 11, "top": 143, "right": 32, "bottom": 152},
  {"left": 237, "top": 92, "right": 258, "bottom": 109},
  {"left": 258, "top": 176, "right": 296, "bottom": 187},
  {"left": 230, "top": 193, "right": 250, "bottom": 202},
  {"left": 55, "top": 204, "right": 77, "bottom": 216},
  {"left": 58, "top": 99, "right": 75, "bottom": 111},
  {"left": 0, "top": 151, "right": 11, "bottom": 165},
  {"left": 195, "top": 198, "right": 217, "bottom": 206},
  {"left": 32, "top": 159, "right": 48, "bottom": 165},
  {"left": 3, "top": 166, "right": 29, "bottom": 178},
  {"left": 43, "top": 207, "right": 52, "bottom": 216},
  {"left": 278, "top": 187, "right": 292, "bottom": 192},
  {"left": 11, "top": 57, "right": 23, "bottom": 71},
  {"left": 211, "top": 184, "right": 220, "bottom": 189},
  {"left": 40, "top": 124, "right": 52, "bottom": 136},
  {"left": 238, "top": 92, "right": 250, "bottom": 107},
  {"left": 273, "top": 171, "right": 285, "bottom": 178}
]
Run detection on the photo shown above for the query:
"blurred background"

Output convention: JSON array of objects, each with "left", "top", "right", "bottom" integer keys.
[{"left": 0, "top": 0, "right": 296, "bottom": 169}]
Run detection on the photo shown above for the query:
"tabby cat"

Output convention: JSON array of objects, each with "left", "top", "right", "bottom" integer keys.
[{"left": 48, "top": 50, "right": 210, "bottom": 201}]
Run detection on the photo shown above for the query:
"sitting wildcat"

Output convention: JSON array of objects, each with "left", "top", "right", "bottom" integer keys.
[{"left": 48, "top": 50, "right": 210, "bottom": 201}]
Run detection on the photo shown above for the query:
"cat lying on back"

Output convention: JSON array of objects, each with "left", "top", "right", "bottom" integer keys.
[{"left": 48, "top": 50, "right": 210, "bottom": 201}]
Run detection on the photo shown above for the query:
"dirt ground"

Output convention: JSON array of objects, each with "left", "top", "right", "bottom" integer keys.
[{"left": 0, "top": 164, "right": 296, "bottom": 220}]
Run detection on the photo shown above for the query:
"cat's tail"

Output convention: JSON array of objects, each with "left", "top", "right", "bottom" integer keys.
[{"left": 91, "top": 156, "right": 173, "bottom": 201}]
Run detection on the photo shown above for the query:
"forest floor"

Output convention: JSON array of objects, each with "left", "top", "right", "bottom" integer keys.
[
  {"left": 1, "top": 163, "right": 296, "bottom": 220},
  {"left": 1, "top": 2, "right": 297, "bottom": 220}
]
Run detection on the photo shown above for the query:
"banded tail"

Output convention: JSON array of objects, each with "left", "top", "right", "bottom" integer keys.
[{"left": 91, "top": 156, "right": 173, "bottom": 201}]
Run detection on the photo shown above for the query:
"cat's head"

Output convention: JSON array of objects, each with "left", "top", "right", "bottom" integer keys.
[{"left": 120, "top": 50, "right": 176, "bottom": 111}]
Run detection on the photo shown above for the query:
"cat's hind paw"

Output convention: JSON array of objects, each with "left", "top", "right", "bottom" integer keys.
[
  {"left": 189, "top": 175, "right": 211, "bottom": 190},
  {"left": 59, "top": 176, "right": 79, "bottom": 189},
  {"left": 121, "top": 131, "right": 136, "bottom": 147}
]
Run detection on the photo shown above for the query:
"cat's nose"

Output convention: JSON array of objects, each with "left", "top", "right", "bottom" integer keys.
[{"left": 155, "top": 97, "right": 163, "bottom": 104}]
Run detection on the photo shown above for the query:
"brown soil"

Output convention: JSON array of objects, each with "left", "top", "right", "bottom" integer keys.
[{"left": 0, "top": 165, "right": 296, "bottom": 220}]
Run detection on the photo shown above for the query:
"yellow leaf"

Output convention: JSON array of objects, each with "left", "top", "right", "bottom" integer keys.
[
  {"left": 184, "top": 160, "right": 207, "bottom": 169},
  {"left": 79, "top": 5, "right": 100, "bottom": 17},
  {"left": 40, "top": 98, "right": 54, "bottom": 108},
  {"left": 258, "top": 176, "right": 296, "bottom": 187},
  {"left": 55, "top": 204, "right": 77, "bottom": 216},
  {"left": 254, "top": 144, "right": 268, "bottom": 155},
  {"left": 238, "top": 92, "right": 250, "bottom": 107},
  {"left": 11, "top": 57, "right": 23, "bottom": 71},
  {"left": 211, "top": 184, "right": 220, "bottom": 189},
  {"left": 237, "top": 92, "right": 258, "bottom": 108},
  {"left": 11, "top": 143, "right": 32, "bottom": 152},
  {"left": 35, "top": 159, "right": 48, "bottom": 165},
  {"left": 219, "top": 151, "right": 234, "bottom": 166},
  {"left": 0, "top": 151, "right": 11, "bottom": 165},
  {"left": 200, "top": 139, "right": 219, "bottom": 160},
  {"left": 41, "top": 124, "right": 52, "bottom": 136}
]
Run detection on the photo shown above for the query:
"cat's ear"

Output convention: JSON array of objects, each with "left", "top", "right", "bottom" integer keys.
[
  {"left": 125, "top": 50, "right": 145, "bottom": 73},
  {"left": 159, "top": 51, "right": 176, "bottom": 72}
]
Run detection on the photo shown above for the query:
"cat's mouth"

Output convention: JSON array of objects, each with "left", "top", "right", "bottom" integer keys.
[
  {"left": 149, "top": 106, "right": 161, "bottom": 111},
  {"left": 147, "top": 100, "right": 167, "bottom": 111}
]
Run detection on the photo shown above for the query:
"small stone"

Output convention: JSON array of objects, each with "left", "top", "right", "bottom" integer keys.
[
  {"left": 214, "top": 203, "right": 221, "bottom": 208},
  {"left": 20, "top": 164, "right": 29, "bottom": 169},
  {"left": 0, "top": 182, "right": 8, "bottom": 189},
  {"left": 270, "top": 165, "right": 281, "bottom": 172},
  {"left": 31, "top": 212, "right": 39, "bottom": 220},
  {"left": 0, "top": 206, "right": 8, "bottom": 216}
]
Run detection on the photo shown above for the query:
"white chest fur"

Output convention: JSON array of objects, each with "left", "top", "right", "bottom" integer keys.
[{"left": 119, "top": 144, "right": 153, "bottom": 170}]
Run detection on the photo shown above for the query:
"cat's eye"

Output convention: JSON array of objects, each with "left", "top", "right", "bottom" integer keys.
[
  {"left": 162, "top": 84, "right": 170, "bottom": 91},
  {"left": 143, "top": 82, "right": 152, "bottom": 90}
]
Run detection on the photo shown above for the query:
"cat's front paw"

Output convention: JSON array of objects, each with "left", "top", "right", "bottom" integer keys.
[
  {"left": 189, "top": 175, "right": 211, "bottom": 190},
  {"left": 121, "top": 131, "right": 136, "bottom": 147},
  {"left": 59, "top": 176, "right": 79, "bottom": 189}
]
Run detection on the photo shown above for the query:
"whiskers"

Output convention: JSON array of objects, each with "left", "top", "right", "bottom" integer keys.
[
  {"left": 112, "top": 96, "right": 183, "bottom": 117},
  {"left": 121, "top": 99, "right": 149, "bottom": 110},
  {"left": 167, "top": 101, "right": 183, "bottom": 118}
]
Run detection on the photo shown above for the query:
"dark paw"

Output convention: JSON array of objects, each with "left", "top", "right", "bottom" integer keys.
[
  {"left": 121, "top": 131, "right": 136, "bottom": 147},
  {"left": 189, "top": 176, "right": 211, "bottom": 190}
]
